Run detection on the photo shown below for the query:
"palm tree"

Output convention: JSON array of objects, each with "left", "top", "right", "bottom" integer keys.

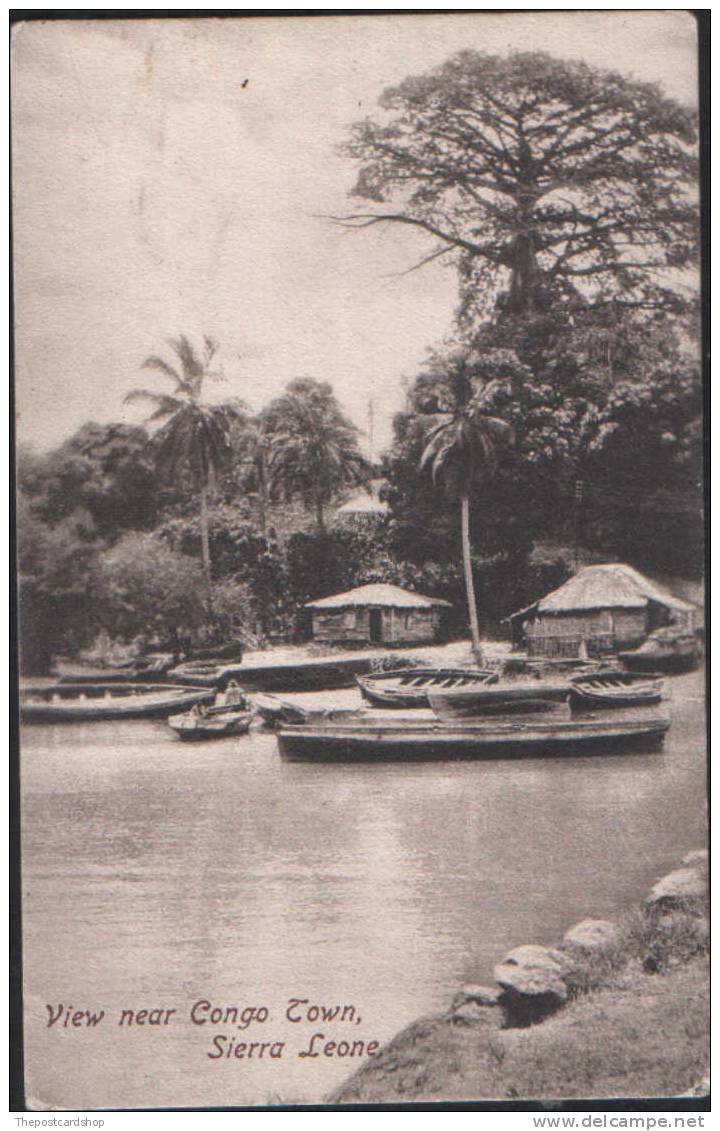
[
  {"left": 234, "top": 416, "right": 270, "bottom": 535},
  {"left": 419, "top": 357, "right": 514, "bottom": 666},
  {"left": 125, "top": 336, "right": 247, "bottom": 607},
  {"left": 264, "top": 378, "right": 370, "bottom": 531}
]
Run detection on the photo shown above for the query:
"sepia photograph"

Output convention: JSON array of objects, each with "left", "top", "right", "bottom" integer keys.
[{"left": 12, "top": 10, "right": 707, "bottom": 1111}]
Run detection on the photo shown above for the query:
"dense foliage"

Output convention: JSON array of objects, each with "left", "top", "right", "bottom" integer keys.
[{"left": 16, "top": 54, "right": 703, "bottom": 671}]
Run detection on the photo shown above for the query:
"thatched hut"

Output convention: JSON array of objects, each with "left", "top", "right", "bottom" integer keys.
[
  {"left": 508, "top": 564, "right": 697, "bottom": 658},
  {"left": 334, "top": 481, "right": 389, "bottom": 524},
  {"left": 306, "top": 583, "right": 451, "bottom": 646}
]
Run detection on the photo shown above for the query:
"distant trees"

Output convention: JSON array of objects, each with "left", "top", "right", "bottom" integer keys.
[
  {"left": 16, "top": 365, "right": 380, "bottom": 668},
  {"left": 263, "top": 379, "right": 370, "bottom": 531},
  {"left": 342, "top": 51, "right": 698, "bottom": 322},
  {"left": 125, "top": 336, "right": 247, "bottom": 602},
  {"left": 17, "top": 422, "right": 158, "bottom": 534}
]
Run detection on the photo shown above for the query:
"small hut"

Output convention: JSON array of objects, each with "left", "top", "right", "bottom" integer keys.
[
  {"left": 508, "top": 563, "right": 697, "bottom": 658},
  {"left": 334, "top": 480, "right": 389, "bottom": 524},
  {"left": 306, "top": 583, "right": 451, "bottom": 645}
]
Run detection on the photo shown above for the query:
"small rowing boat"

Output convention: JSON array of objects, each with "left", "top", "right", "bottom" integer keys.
[
  {"left": 168, "top": 703, "right": 253, "bottom": 741},
  {"left": 277, "top": 714, "right": 671, "bottom": 762},
  {"left": 427, "top": 680, "right": 570, "bottom": 720},
  {"left": 568, "top": 671, "right": 664, "bottom": 710},
  {"left": 20, "top": 683, "right": 213, "bottom": 722},
  {"left": 356, "top": 668, "right": 498, "bottom": 709}
]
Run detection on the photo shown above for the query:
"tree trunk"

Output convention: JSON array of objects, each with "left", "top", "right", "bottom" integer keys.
[
  {"left": 199, "top": 484, "right": 214, "bottom": 617},
  {"left": 257, "top": 449, "right": 268, "bottom": 537},
  {"left": 506, "top": 231, "right": 541, "bottom": 313},
  {"left": 315, "top": 494, "right": 325, "bottom": 533},
  {"left": 460, "top": 492, "right": 483, "bottom": 666}
]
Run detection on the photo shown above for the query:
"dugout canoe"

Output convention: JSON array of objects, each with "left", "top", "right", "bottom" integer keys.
[
  {"left": 20, "top": 683, "right": 214, "bottom": 722},
  {"left": 356, "top": 668, "right": 498, "bottom": 709},
  {"left": 568, "top": 671, "right": 664, "bottom": 710},
  {"left": 427, "top": 680, "right": 571, "bottom": 720}
]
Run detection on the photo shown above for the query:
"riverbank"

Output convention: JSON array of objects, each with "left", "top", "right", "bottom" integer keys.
[{"left": 331, "top": 853, "right": 709, "bottom": 1104}]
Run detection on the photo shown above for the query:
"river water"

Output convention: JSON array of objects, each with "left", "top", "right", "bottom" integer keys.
[{"left": 21, "top": 670, "right": 706, "bottom": 1109}]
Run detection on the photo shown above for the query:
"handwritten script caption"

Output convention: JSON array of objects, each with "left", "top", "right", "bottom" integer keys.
[{"left": 45, "top": 998, "right": 381, "bottom": 1063}]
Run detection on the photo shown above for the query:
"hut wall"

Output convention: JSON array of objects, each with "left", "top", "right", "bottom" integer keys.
[
  {"left": 383, "top": 607, "right": 440, "bottom": 644},
  {"left": 524, "top": 608, "right": 647, "bottom": 657},
  {"left": 311, "top": 606, "right": 442, "bottom": 644},
  {"left": 311, "top": 609, "right": 370, "bottom": 643}
]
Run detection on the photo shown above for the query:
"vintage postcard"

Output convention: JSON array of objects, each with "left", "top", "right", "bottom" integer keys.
[{"left": 12, "top": 12, "right": 707, "bottom": 1111}]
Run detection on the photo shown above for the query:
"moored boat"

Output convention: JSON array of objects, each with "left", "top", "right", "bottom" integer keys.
[
  {"left": 356, "top": 668, "right": 498, "bottom": 709},
  {"left": 277, "top": 714, "right": 671, "bottom": 762},
  {"left": 619, "top": 629, "right": 700, "bottom": 673},
  {"left": 249, "top": 693, "right": 312, "bottom": 728},
  {"left": 165, "top": 660, "right": 246, "bottom": 688},
  {"left": 20, "top": 683, "right": 214, "bottom": 722},
  {"left": 427, "top": 680, "right": 570, "bottom": 720},
  {"left": 568, "top": 671, "right": 664, "bottom": 710},
  {"left": 168, "top": 703, "right": 253, "bottom": 741}
]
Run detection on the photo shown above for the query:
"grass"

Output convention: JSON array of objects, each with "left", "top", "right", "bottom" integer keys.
[{"left": 330, "top": 894, "right": 709, "bottom": 1105}]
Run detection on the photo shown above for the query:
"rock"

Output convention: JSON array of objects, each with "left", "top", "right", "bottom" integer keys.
[
  {"left": 682, "top": 848, "right": 708, "bottom": 871},
  {"left": 563, "top": 919, "right": 620, "bottom": 952},
  {"left": 494, "top": 944, "right": 568, "bottom": 1004},
  {"left": 647, "top": 868, "right": 707, "bottom": 910},
  {"left": 451, "top": 999, "right": 499, "bottom": 1025},
  {"left": 451, "top": 983, "right": 501, "bottom": 1010}
]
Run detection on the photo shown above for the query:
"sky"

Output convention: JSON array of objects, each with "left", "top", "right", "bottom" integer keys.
[{"left": 12, "top": 12, "right": 699, "bottom": 456}]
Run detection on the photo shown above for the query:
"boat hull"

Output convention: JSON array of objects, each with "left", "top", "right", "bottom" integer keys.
[
  {"left": 21, "top": 684, "right": 213, "bottom": 722},
  {"left": 427, "top": 681, "right": 570, "bottom": 719},
  {"left": 619, "top": 650, "right": 699, "bottom": 674},
  {"left": 169, "top": 713, "right": 252, "bottom": 740},
  {"left": 249, "top": 693, "right": 310, "bottom": 728},
  {"left": 278, "top": 717, "right": 670, "bottom": 762},
  {"left": 357, "top": 669, "right": 498, "bottom": 709},
  {"left": 168, "top": 656, "right": 376, "bottom": 692},
  {"left": 569, "top": 690, "right": 663, "bottom": 710}
]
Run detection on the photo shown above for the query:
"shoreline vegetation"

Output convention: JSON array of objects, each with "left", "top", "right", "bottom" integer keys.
[{"left": 330, "top": 851, "right": 709, "bottom": 1105}]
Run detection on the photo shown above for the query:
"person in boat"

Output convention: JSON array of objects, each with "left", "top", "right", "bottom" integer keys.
[{"left": 223, "top": 679, "right": 244, "bottom": 707}]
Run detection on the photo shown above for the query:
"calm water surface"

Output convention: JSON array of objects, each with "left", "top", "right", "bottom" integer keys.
[{"left": 22, "top": 671, "right": 706, "bottom": 1108}]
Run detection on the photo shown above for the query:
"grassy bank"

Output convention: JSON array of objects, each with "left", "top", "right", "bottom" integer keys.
[{"left": 331, "top": 868, "right": 709, "bottom": 1104}]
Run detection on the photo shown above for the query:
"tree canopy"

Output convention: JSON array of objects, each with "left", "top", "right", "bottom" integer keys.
[
  {"left": 341, "top": 51, "right": 698, "bottom": 320},
  {"left": 264, "top": 378, "right": 370, "bottom": 530}
]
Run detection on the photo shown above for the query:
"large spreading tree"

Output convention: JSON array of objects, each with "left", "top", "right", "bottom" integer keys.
[{"left": 340, "top": 52, "right": 698, "bottom": 322}]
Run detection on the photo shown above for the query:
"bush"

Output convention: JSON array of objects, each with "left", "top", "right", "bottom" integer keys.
[{"left": 91, "top": 533, "right": 205, "bottom": 643}]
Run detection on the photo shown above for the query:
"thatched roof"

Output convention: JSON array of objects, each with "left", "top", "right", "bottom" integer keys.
[
  {"left": 513, "top": 564, "right": 695, "bottom": 620},
  {"left": 335, "top": 492, "right": 389, "bottom": 517},
  {"left": 306, "top": 583, "right": 451, "bottom": 610}
]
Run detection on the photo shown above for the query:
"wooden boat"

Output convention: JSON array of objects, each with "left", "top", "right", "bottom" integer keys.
[
  {"left": 166, "top": 660, "right": 246, "bottom": 688},
  {"left": 427, "top": 680, "right": 570, "bottom": 720},
  {"left": 168, "top": 703, "right": 253, "bottom": 741},
  {"left": 57, "top": 652, "right": 183, "bottom": 685},
  {"left": 168, "top": 656, "right": 376, "bottom": 692},
  {"left": 277, "top": 714, "right": 671, "bottom": 762},
  {"left": 356, "top": 668, "right": 498, "bottom": 709},
  {"left": 20, "top": 683, "right": 214, "bottom": 723},
  {"left": 619, "top": 629, "right": 700, "bottom": 674},
  {"left": 568, "top": 671, "right": 664, "bottom": 710},
  {"left": 249, "top": 693, "right": 311, "bottom": 728}
]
